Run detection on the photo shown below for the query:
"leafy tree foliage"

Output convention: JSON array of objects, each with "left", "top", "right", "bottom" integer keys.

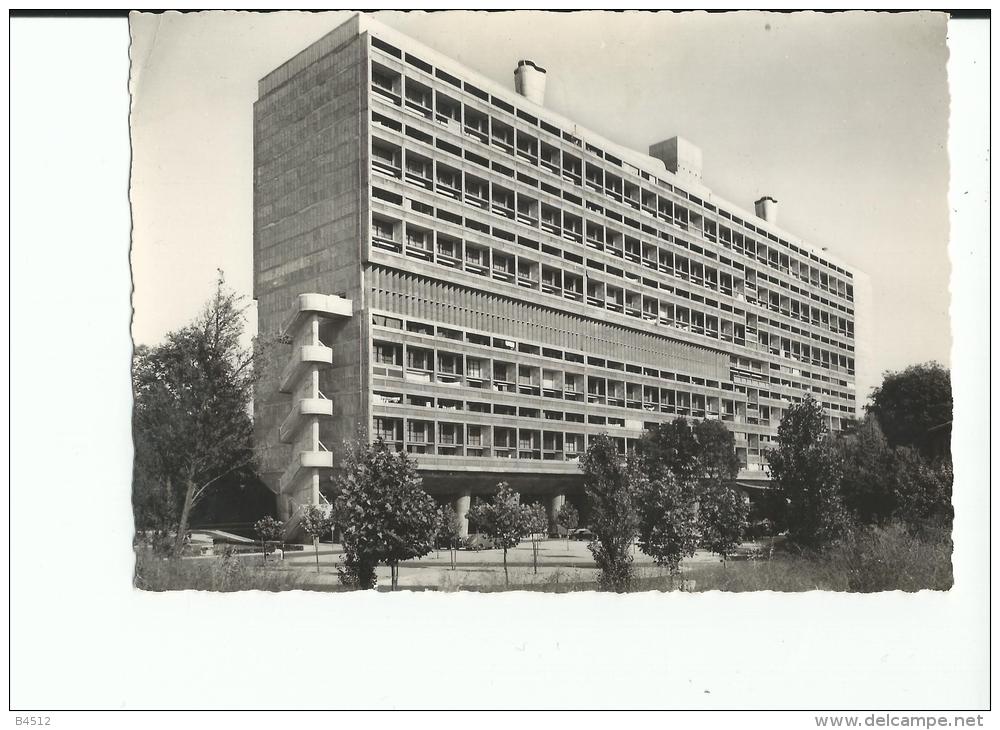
[
  {"left": 301, "top": 506, "right": 334, "bottom": 573},
  {"left": 891, "top": 447, "right": 954, "bottom": 527},
  {"left": 579, "top": 435, "right": 642, "bottom": 592},
  {"left": 132, "top": 273, "right": 271, "bottom": 556},
  {"left": 766, "top": 395, "right": 847, "bottom": 550},
  {"left": 132, "top": 430, "right": 182, "bottom": 544},
  {"left": 437, "top": 503, "right": 463, "bottom": 570},
  {"left": 333, "top": 439, "right": 438, "bottom": 590},
  {"left": 835, "top": 363, "right": 954, "bottom": 531},
  {"left": 556, "top": 501, "right": 579, "bottom": 547},
  {"left": 698, "top": 482, "right": 750, "bottom": 563},
  {"left": 636, "top": 418, "right": 701, "bottom": 485},
  {"left": 253, "top": 516, "right": 284, "bottom": 563},
  {"left": 867, "top": 362, "right": 952, "bottom": 456},
  {"left": 468, "top": 482, "right": 526, "bottom": 586},
  {"left": 834, "top": 415, "right": 897, "bottom": 525},
  {"left": 636, "top": 417, "right": 740, "bottom": 485},
  {"left": 523, "top": 502, "right": 548, "bottom": 574},
  {"left": 635, "top": 471, "right": 700, "bottom": 574},
  {"left": 633, "top": 417, "right": 741, "bottom": 573},
  {"left": 691, "top": 419, "right": 742, "bottom": 481}
]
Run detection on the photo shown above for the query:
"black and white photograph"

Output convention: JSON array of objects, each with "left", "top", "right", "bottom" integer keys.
[
  {"left": 129, "top": 10, "right": 954, "bottom": 594},
  {"left": 8, "top": 7, "right": 990, "bottom": 717}
]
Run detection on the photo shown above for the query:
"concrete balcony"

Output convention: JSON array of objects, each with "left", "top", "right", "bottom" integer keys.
[
  {"left": 278, "top": 397, "right": 334, "bottom": 444},
  {"left": 278, "top": 345, "right": 333, "bottom": 394},
  {"left": 278, "top": 449, "right": 335, "bottom": 494},
  {"left": 280, "top": 293, "right": 353, "bottom": 337}
]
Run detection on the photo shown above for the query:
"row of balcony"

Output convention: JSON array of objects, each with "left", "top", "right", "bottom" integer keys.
[
  {"left": 373, "top": 387, "right": 770, "bottom": 428},
  {"left": 368, "top": 62, "right": 855, "bottom": 303},
  {"left": 369, "top": 177, "right": 857, "bottom": 352},
  {"left": 371, "top": 417, "right": 774, "bottom": 466},
  {"left": 371, "top": 315, "right": 856, "bottom": 407},
  {"left": 370, "top": 229, "right": 858, "bottom": 375},
  {"left": 369, "top": 133, "right": 856, "bottom": 320}
]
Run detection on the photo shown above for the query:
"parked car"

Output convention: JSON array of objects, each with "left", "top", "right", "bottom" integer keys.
[{"left": 569, "top": 528, "right": 595, "bottom": 541}]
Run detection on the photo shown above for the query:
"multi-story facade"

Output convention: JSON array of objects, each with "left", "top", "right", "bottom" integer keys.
[{"left": 253, "top": 14, "right": 868, "bottom": 536}]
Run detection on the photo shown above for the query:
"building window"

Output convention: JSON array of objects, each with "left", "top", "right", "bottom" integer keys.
[
  {"left": 407, "top": 421, "right": 431, "bottom": 444},
  {"left": 373, "top": 343, "right": 400, "bottom": 366},
  {"left": 439, "top": 424, "right": 457, "bottom": 445},
  {"left": 374, "top": 418, "right": 399, "bottom": 441}
]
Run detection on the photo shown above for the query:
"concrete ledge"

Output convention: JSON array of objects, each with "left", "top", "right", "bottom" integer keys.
[
  {"left": 278, "top": 450, "right": 336, "bottom": 494},
  {"left": 278, "top": 345, "right": 334, "bottom": 393},
  {"left": 278, "top": 398, "right": 335, "bottom": 444},
  {"left": 280, "top": 293, "right": 354, "bottom": 338}
]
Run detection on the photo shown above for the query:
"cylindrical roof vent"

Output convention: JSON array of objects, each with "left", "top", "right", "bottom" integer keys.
[{"left": 514, "top": 60, "right": 546, "bottom": 106}]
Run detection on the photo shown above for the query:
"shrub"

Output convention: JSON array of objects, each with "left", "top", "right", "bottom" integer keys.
[
  {"left": 892, "top": 448, "right": 954, "bottom": 527},
  {"left": 835, "top": 415, "right": 897, "bottom": 525},
  {"left": 698, "top": 481, "right": 750, "bottom": 563},
  {"left": 635, "top": 472, "right": 700, "bottom": 574},
  {"left": 767, "top": 395, "right": 848, "bottom": 549},
  {"left": 827, "top": 523, "right": 953, "bottom": 592},
  {"left": 579, "top": 434, "right": 642, "bottom": 592},
  {"left": 333, "top": 438, "right": 439, "bottom": 590}
]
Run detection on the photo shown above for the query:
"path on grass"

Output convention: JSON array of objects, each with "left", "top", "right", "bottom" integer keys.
[{"left": 268, "top": 538, "right": 739, "bottom": 590}]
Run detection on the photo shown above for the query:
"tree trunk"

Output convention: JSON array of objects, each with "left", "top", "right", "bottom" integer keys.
[
  {"left": 391, "top": 562, "right": 399, "bottom": 591},
  {"left": 172, "top": 479, "right": 196, "bottom": 558},
  {"left": 503, "top": 549, "right": 509, "bottom": 587},
  {"left": 314, "top": 537, "right": 320, "bottom": 573},
  {"left": 532, "top": 539, "right": 538, "bottom": 574}
]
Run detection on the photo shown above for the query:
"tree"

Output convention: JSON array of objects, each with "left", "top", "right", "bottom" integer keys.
[
  {"left": 523, "top": 502, "right": 548, "bottom": 574},
  {"left": 579, "top": 435, "right": 642, "bottom": 592},
  {"left": 132, "top": 273, "right": 271, "bottom": 556},
  {"left": 867, "top": 362, "right": 952, "bottom": 457},
  {"left": 635, "top": 418, "right": 702, "bottom": 485},
  {"left": 301, "top": 506, "right": 334, "bottom": 574},
  {"left": 636, "top": 417, "right": 740, "bottom": 485},
  {"left": 766, "top": 395, "right": 847, "bottom": 550},
  {"left": 253, "top": 516, "right": 283, "bottom": 564},
  {"left": 333, "top": 439, "right": 439, "bottom": 590},
  {"left": 834, "top": 415, "right": 897, "bottom": 525},
  {"left": 467, "top": 482, "right": 526, "bottom": 587},
  {"left": 633, "top": 418, "right": 737, "bottom": 575},
  {"left": 635, "top": 471, "right": 700, "bottom": 574},
  {"left": 891, "top": 447, "right": 954, "bottom": 528},
  {"left": 698, "top": 482, "right": 750, "bottom": 565},
  {"left": 556, "top": 501, "right": 579, "bottom": 549},
  {"left": 438, "top": 503, "right": 463, "bottom": 570},
  {"left": 691, "top": 419, "right": 741, "bottom": 482}
]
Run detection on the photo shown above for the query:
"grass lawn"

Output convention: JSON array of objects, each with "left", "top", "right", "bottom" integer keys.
[{"left": 134, "top": 523, "right": 952, "bottom": 593}]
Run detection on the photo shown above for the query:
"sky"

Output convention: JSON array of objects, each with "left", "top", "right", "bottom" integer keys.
[{"left": 129, "top": 10, "right": 951, "bottom": 399}]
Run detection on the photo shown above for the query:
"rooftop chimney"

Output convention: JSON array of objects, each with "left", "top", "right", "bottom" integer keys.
[
  {"left": 649, "top": 136, "right": 702, "bottom": 182},
  {"left": 754, "top": 196, "right": 778, "bottom": 224},
  {"left": 514, "top": 60, "right": 546, "bottom": 106}
]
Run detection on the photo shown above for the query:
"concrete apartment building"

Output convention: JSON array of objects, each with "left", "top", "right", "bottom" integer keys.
[{"left": 253, "top": 14, "right": 869, "bottom": 535}]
